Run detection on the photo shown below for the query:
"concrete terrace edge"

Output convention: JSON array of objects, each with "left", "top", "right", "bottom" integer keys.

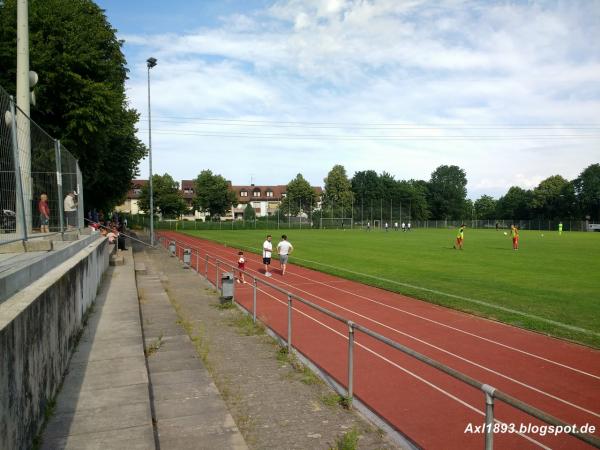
[
  {"left": 0, "top": 233, "right": 103, "bottom": 305},
  {"left": 0, "top": 236, "right": 110, "bottom": 450}
]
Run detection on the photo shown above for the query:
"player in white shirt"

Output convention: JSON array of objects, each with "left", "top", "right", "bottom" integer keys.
[
  {"left": 262, "top": 234, "right": 273, "bottom": 276},
  {"left": 276, "top": 234, "right": 294, "bottom": 276}
]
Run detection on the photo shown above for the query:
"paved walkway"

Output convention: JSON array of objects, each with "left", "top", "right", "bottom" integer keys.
[
  {"left": 136, "top": 242, "right": 399, "bottom": 449},
  {"left": 134, "top": 249, "right": 247, "bottom": 450},
  {"left": 40, "top": 247, "right": 155, "bottom": 450}
]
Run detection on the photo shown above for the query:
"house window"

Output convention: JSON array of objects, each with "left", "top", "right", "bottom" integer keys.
[
  {"left": 133, "top": 189, "right": 142, "bottom": 195},
  {"left": 253, "top": 190, "right": 261, "bottom": 197},
  {"left": 266, "top": 190, "right": 273, "bottom": 197},
  {"left": 281, "top": 193, "right": 287, "bottom": 198},
  {"left": 240, "top": 191, "right": 248, "bottom": 197}
]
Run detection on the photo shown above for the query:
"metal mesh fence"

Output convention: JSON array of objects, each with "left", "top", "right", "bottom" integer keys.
[{"left": 0, "top": 84, "right": 83, "bottom": 246}]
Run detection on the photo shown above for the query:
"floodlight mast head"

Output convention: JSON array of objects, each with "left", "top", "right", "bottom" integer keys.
[{"left": 147, "top": 57, "right": 157, "bottom": 69}]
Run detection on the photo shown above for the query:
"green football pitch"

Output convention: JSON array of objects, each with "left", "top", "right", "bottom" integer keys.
[{"left": 179, "top": 228, "right": 600, "bottom": 348}]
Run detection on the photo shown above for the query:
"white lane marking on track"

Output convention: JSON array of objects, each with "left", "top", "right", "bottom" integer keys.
[
  {"left": 167, "top": 234, "right": 600, "bottom": 420},
  {"left": 181, "top": 235, "right": 599, "bottom": 382},
  {"left": 255, "top": 284, "right": 551, "bottom": 450},
  {"left": 219, "top": 245, "right": 600, "bottom": 418}
]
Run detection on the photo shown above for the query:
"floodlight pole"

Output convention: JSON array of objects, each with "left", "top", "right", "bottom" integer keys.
[
  {"left": 16, "top": 0, "right": 32, "bottom": 235},
  {"left": 147, "top": 57, "right": 157, "bottom": 246}
]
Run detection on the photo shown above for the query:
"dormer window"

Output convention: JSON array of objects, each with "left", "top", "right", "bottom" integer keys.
[
  {"left": 240, "top": 190, "right": 248, "bottom": 197},
  {"left": 253, "top": 189, "right": 261, "bottom": 197},
  {"left": 281, "top": 193, "right": 287, "bottom": 198},
  {"left": 266, "top": 190, "right": 273, "bottom": 197}
]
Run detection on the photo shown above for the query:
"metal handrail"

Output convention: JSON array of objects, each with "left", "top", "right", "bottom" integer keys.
[{"left": 156, "top": 233, "right": 600, "bottom": 449}]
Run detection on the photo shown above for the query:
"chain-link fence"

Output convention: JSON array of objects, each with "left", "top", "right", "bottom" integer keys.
[{"left": 1, "top": 84, "right": 83, "bottom": 246}]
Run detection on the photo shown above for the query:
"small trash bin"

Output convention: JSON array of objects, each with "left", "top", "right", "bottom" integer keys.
[
  {"left": 183, "top": 248, "right": 191, "bottom": 267},
  {"left": 221, "top": 272, "right": 234, "bottom": 302},
  {"left": 168, "top": 240, "right": 176, "bottom": 256}
]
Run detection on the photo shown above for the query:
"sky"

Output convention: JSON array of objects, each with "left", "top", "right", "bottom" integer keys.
[{"left": 94, "top": 0, "right": 600, "bottom": 199}]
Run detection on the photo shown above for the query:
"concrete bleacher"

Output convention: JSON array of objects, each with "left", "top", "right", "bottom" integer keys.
[
  {"left": 0, "top": 232, "right": 109, "bottom": 450},
  {"left": 40, "top": 247, "right": 155, "bottom": 449}
]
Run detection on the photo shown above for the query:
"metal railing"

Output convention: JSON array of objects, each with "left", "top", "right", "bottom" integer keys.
[
  {"left": 1, "top": 84, "right": 83, "bottom": 246},
  {"left": 156, "top": 232, "right": 600, "bottom": 449}
]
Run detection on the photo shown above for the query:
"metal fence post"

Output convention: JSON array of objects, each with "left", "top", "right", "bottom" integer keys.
[
  {"left": 205, "top": 254, "right": 209, "bottom": 278},
  {"left": 76, "top": 161, "right": 84, "bottom": 230},
  {"left": 347, "top": 321, "right": 355, "bottom": 401},
  {"left": 54, "top": 139, "right": 64, "bottom": 237},
  {"left": 196, "top": 251, "right": 199, "bottom": 273},
  {"left": 216, "top": 260, "right": 220, "bottom": 289},
  {"left": 253, "top": 277, "right": 257, "bottom": 323},
  {"left": 482, "top": 384, "right": 496, "bottom": 450},
  {"left": 287, "top": 294, "right": 292, "bottom": 352},
  {"left": 8, "top": 96, "right": 28, "bottom": 241}
]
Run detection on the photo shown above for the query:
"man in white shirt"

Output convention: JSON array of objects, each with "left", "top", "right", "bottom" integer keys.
[
  {"left": 276, "top": 234, "right": 294, "bottom": 276},
  {"left": 63, "top": 191, "right": 78, "bottom": 228},
  {"left": 262, "top": 234, "right": 273, "bottom": 276}
]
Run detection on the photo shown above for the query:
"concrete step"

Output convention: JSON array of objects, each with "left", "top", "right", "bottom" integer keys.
[{"left": 110, "top": 255, "right": 124, "bottom": 266}]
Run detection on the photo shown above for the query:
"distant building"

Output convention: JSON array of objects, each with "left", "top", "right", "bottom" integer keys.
[
  {"left": 229, "top": 184, "right": 323, "bottom": 220},
  {"left": 117, "top": 179, "right": 322, "bottom": 220},
  {"left": 115, "top": 179, "right": 146, "bottom": 215}
]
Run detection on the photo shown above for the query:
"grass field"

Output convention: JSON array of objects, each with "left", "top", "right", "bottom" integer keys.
[{"left": 179, "top": 228, "right": 600, "bottom": 348}]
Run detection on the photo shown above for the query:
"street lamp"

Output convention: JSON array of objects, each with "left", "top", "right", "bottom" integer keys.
[{"left": 147, "top": 57, "right": 157, "bottom": 246}]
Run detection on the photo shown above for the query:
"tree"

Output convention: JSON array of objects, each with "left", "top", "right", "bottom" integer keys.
[
  {"left": 496, "top": 187, "right": 533, "bottom": 219},
  {"left": 427, "top": 165, "right": 468, "bottom": 219},
  {"left": 138, "top": 174, "right": 187, "bottom": 219},
  {"left": 574, "top": 163, "right": 600, "bottom": 221},
  {"left": 351, "top": 170, "right": 381, "bottom": 204},
  {"left": 322, "top": 164, "right": 354, "bottom": 215},
  {"left": 193, "top": 170, "right": 236, "bottom": 219},
  {"left": 474, "top": 195, "right": 497, "bottom": 220},
  {"left": 532, "top": 175, "right": 570, "bottom": 219},
  {"left": 279, "top": 173, "right": 316, "bottom": 216},
  {"left": 243, "top": 203, "right": 256, "bottom": 221},
  {"left": 0, "top": 0, "right": 146, "bottom": 211}
]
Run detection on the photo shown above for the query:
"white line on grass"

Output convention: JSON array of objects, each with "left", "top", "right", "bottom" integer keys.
[{"left": 193, "top": 237, "right": 600, "bottom": 380}]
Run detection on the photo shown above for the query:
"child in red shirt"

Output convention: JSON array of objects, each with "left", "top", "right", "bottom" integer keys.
[{"left": 237, "top": 251, "right": 246, "bottom": 284}]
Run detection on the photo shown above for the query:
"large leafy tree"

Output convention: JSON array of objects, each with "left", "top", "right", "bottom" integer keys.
[
  {"left": 322, "top": 164, "right": 354, "bottom": 215},
  {"left": 574, "top": 163, "right": 600, "bottom": 221},
  {"left": 496, "top": 187, "right": 533, "bottom": 219},
  {"left": 427, "top": 165, "right": 468, "bottom": 219},
  {"left": 474, "top": 195, "right": 497, "bottom": 220},
  {"left": 351, "top": 170, "right": 381, "bottom": 204},
  {"left": 279, "top": 173, "right": 317, "bottom": 216},
  {"left": 0, "top": 0, "right": 146, "bottom": 211},
  {"left": 532, "top": 175, "right": 570, "bottom": 219},
  {"left": 138, "top": 174, "right": 187, "bottom": 219},
  {"left": 193, "top": 170, "right": 236, "bottom": 219}
]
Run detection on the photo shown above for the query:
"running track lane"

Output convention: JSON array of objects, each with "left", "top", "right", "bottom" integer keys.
[{"left": 159, "top": 232, "right": 600, "bottom": 450}]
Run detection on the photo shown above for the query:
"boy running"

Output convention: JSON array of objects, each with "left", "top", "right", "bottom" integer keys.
[
  {"left": 262, "top": 235, "right": 273, "bottom": 276},
  {"left": 276, "top": 235, "right": 294, "bottom": 276},
  {"left": 454, "top": 224, "right": 465, "bottom": 250},
  {"left": 237, "top": 251, "right": 246, "bottom": 284}
]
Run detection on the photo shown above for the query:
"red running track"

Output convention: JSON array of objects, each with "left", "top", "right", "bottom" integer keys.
[{"left": 158, "top": 231, "right": 600, "bottom": 450}]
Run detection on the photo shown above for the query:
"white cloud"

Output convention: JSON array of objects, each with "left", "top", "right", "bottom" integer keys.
[{"left": 121, "top": 0, "right": 600, "bottom": 198}]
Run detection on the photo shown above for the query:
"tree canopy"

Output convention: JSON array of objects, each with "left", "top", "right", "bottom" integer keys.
[
  {"left": 322, "top": 164, "right": 354, "bottom": 214},
  {"left": 193, "top": 170, "right": 236, "bottom": 219},
  {"left": 138, "top": 174, "right": 187, "bottom": 219},
  {"left": 0, "top": 0, "right": 146, "bottom": 211},
  {"left": 427, "top": 165, "right": 468, "bottom": 220},
  {"left": 279, "top": 173, "right": 317, "bottom": 216},
  {"left": 574, "top": 163, "right": 600, "bottom": 221}
]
